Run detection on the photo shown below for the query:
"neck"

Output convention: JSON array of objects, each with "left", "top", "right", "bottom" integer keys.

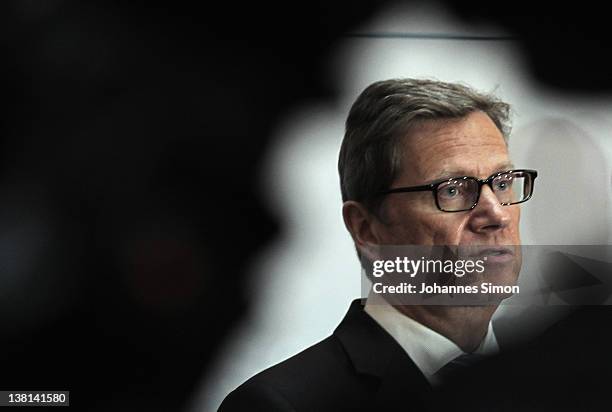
[{"left": 394, "top": 305, "right": 497, "bottom": 352}]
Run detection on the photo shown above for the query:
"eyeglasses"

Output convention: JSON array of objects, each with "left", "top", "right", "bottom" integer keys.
[{"left": 378, "top": 169, "right": 538, "bottom": 212}]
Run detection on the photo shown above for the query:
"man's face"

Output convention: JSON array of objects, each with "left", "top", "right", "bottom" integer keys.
[{"left": 376, "top": 111, "right": 521, "bottom": 249}]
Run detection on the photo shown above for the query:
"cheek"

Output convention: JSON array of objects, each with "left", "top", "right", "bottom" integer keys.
[
  {"left": 381, "top": 207, "right": 431, "bottom": 244},
  {"left": 431, "top": 215, "right": 470, "bottom": 245},
  {"left": 390, "top": 209, "right": 467, "bottom": 245}
]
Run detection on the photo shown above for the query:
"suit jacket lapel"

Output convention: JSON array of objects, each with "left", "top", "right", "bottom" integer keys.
[{"left": 334, "top": 299, "right": 432, "bottom": 408}]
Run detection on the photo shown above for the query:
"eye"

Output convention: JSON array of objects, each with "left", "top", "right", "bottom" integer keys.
[
  {"left": 438, "top": 182, "right": 463, "bottom": 199},
  {"left": 494, "top": 176, "right": 513, "bottom": 191},
  {"left": 444, "top": 186, "right": 459, "bottom": 197}
]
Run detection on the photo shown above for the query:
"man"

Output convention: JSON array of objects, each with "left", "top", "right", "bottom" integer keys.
[{"left": 219, "top": 79, "right": 537, "bottom": 411}]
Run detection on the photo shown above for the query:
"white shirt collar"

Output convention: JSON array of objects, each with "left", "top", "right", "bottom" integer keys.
[{"left": 364, "top": 299, "right": 499, "bottom": 385}]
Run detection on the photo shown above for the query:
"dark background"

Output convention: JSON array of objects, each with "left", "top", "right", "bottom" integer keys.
[{"left": 0, "top": 1, "right": 610, "bottom": 410}]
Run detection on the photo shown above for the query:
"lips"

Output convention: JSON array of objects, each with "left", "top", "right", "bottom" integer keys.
[
  {"left": 471, "top": 246, "right": 515, "bottom": 263},
  {"left": 478, "top": 247, "right": 513, "bottom": 256}
]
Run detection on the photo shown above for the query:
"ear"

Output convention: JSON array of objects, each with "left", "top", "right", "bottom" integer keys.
[{"left": 342, "top": 200, "right": 382, "bottom": 250}]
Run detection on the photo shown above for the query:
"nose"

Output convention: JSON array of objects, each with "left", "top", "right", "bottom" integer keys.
[{"left": 468, "top": 185, "right": 511, "bottom": 233}]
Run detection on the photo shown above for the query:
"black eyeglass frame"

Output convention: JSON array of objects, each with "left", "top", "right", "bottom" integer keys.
[{"left": 378, "top": 169, "right": 538, "bottom": 213}]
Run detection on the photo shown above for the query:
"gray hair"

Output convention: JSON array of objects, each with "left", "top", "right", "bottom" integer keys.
[{"left": 338, "top": 78, "right": 512, "bottom": 211}]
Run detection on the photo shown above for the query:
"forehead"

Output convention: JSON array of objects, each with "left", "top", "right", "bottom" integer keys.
[{"left": 397, "top": 111, "right": 511, "bottom": 183}]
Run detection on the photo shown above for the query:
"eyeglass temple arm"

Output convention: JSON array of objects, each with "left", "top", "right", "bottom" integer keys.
[{"left": 379, "top": 184, "right": 435, "bottom": 195}]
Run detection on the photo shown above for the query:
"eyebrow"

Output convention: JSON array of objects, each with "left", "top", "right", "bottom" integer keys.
[{"left": 431, "top": 163, "right": 516, "bottom": 181}]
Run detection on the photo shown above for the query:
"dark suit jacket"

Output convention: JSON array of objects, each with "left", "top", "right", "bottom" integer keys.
[{"left": 218, "top": 299, "right": 432, "bottom": 411}]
